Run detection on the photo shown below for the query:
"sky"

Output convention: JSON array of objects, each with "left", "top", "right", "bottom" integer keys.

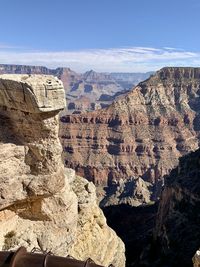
[{"left": 1, "top": 0, "right": 200, "bottom": 72}]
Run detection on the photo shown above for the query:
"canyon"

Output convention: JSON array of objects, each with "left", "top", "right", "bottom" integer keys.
[
  {"left": 61, "top": 67, "right": 200, "bottom": 206},
  {"left": 150, "top": 148, "right": 200, "bottom": 267},
  {"left": 104, "top": 148, "right": 200, "bottom": 267},
  {"left": 0, "top": 64, "right": 152, "bottom": 113},
  {"left": 1, "top": 66, "right": 200, "bottom": 267},
  {"left": 0, "top": 74, "right": 125, "bottom": 267}
]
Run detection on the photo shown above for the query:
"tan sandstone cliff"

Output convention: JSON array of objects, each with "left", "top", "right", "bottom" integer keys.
[
  {"left": 60, "top": 67, "right": 200, "bottom": 206},
  {"left": 0, "top": 74, "right": 125, "bottom": 267}
]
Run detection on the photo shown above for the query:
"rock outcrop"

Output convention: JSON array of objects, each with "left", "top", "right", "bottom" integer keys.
[
  {"left": 151, "top": 148, "right": 200, "bottom": 267},
  {"left": 61, "top": 67, "right": 200, "bottom": 205},
  {"left": 0, "top": 64, "right": 152, "bottom": 114},
  {"left": 193, "top": 249, "right": 200, "bottom": 267},
  {"left": 68, "top": 175, "right": 125, "bottom": 266},
  {"left": 0, "top": 74, "right": 125, "bottom": 267},
  {"left": 136, "top": 148, "right": 200, "bottom": 267}
]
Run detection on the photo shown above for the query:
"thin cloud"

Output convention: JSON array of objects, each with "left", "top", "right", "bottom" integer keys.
[
  {"left": 0, "top": 43, "right": 17, "bottom": 49},
  {"left": 0, "top": 43, "right": 27, "bottom": 50},
  {"left": 0, "top": 46, "right": 199, "bottom": 72}
]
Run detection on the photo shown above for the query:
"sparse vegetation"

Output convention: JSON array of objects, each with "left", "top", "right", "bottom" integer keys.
[{"left": 3, "top": 230, "right": 18, "bottom": 250}]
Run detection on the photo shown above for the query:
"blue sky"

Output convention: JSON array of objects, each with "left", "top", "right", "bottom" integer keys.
[{"left": 1, "top": 0, "right": 200, "bottom": 72}]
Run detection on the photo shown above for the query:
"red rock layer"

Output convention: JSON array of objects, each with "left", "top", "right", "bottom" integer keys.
[{"left": 60, "top": 67, "right": 200, "bottom": 201}]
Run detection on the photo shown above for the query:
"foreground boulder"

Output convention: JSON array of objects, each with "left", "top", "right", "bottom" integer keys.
[{"left": 0, "top": 74, "right": 125, "bottom": 267}]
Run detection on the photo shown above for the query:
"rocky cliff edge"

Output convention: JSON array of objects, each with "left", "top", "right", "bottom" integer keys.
[{"left": 0, "top": 74, "right": 125, "bottom": 267}]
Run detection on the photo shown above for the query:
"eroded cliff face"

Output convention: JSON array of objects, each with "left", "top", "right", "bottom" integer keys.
[
  {"left": 68, "top": 175, "right": 125, "bottom": 266},
  {"left": 0, "top": 64, "right": 153, "bottom": 115},
  {"left": 61, "top": 67, "right": 200, "bottom": 205},
  {"left": 0, "top": 74, "right": 125, "bottom": 267},
  {"left": 154, "top": 149, "right": 200, "bottom": 267},
  {"left": 138, "top": 149, "right": 200, "bottom": 267}
]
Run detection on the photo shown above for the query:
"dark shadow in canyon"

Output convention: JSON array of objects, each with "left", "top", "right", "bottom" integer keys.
[{"left": 102, "top": 203, "right": 158, "bottom": 267}]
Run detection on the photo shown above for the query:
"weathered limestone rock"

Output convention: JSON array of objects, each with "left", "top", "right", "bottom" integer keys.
[
  {"left": 0, "top": 75, "right": 66, "bottom": 210},
  {"left": 193, "top": 250, "right": 200, "bottom": 267},
  {"left": 0, "top": 74, "right": 65, "bottom": 112},
  {"left": 99, "top": 177, "right": 151, "bottom": 207},
  {"left": 0, "top": 74, "right": 125, "bottom": 267},
  {"left": 69, "top": 176, "right": 125, "bottom": 267}
]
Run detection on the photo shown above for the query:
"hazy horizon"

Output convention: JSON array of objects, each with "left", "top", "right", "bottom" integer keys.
[{"left": 1, "top": 0, "right": 200, "bottom": 72}]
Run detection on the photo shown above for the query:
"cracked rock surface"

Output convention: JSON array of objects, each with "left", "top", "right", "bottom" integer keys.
[{"left": 0, "top": 74, "right": 125, "bottom": 267}]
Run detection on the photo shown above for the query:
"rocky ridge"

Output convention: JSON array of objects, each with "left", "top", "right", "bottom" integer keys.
[
  {"left": 0, "top": 74, "right": 125, "bottom": 267},
  {"left": 110, "top": 72, "right": 154, "bottom": 89},
  {"left": 61, "top": 67, "right": 200, "bottom": 206},
  {"left": 0, "top": 64, "right": 152, "bottom": 113}
]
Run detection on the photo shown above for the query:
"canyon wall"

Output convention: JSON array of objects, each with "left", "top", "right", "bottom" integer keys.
[
  {"left": 137, "top": 148, "right": 200, "bottom": 267},
  {"left": 153, "top": 148, "right": 200, "bottom": 266},
  {"left": 0, "top": 74, "right": 125, "bottom": 267},
  {"left": 61, "top": 67, "right": 200, "bottom": 205},
  {"left": 0, "top": 64, "right": 152, "bottom": 113}
]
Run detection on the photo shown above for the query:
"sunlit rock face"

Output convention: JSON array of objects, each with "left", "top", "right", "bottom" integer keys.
[
  {"left": 0, "top": 64, "right": 149, "bottom": 114},
  {"left": 61, "top": 67, "right": 200, "bottom": 206},
  {"left": 0, "top": 74, "right": 125, "bottom": 267},
  {"left": 0, "top": 74, "right": 65, "bottom": 112}
]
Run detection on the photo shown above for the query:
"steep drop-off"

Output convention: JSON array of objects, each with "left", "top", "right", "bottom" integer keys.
[
  {"left": 0, "top": 74, "right": 125, "bottom": 267},
  {"left": 103, "top": 148, "right": 200, "bottom": 267},
  {"left": 61, "top": 67, "right": 200, "bottom": 205},
  {"left": 103, "top": 203, "right": 158, "bottom": 267},
  {"left": 137, "top": 148, "right": 200, "bottom": 267}
]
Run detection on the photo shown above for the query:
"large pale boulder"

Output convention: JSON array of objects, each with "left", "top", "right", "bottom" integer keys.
[{"left": 0, "top": 74, "right": 65, "bottom": 112}]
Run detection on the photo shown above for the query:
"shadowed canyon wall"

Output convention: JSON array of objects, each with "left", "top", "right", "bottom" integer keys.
[
  {"left": 103, "top": 148, "right": 200, "bottom": 267},
  {"left": 137, "top": 149, "right": 200, "bottom": 267}
]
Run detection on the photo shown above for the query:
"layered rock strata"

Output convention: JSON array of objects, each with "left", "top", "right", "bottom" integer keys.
[
  {"left": 61, "top": 67, "right": 200, "bottom": 205},
  {"left": 0, "top": 64, "right": 153, "bottom": 114},
  {"left": 0, "top": 74, "right": 125, "bottom": 267}
]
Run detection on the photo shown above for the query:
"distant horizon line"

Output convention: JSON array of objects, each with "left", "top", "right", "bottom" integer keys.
[
  {"left": 0, "top": 46, "right": 199, "bottom": 73},
  {"left": 1, "top": 63, "right": 200, "bottom": 75},
  {"left": 0, "top": 62, "right": 155, "bottom": 74}
]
